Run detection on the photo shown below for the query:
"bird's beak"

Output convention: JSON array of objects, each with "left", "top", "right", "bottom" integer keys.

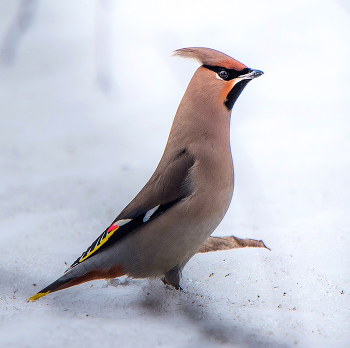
[{"left": 240, "top": 69, "right": 264, "bottom": 80}]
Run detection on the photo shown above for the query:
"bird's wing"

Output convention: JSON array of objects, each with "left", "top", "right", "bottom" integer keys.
[{"left": 65, "top": 149, "right": 195, "bottom": 273}]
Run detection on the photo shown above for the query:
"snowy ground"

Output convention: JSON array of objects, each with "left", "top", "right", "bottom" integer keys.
[{"left": 1, "top": 0, "right": 350, "bottom": 347}]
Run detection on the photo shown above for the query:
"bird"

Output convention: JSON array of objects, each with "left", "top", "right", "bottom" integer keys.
[{"left": 29, "top": 47, "right": 263, "bottom": 301}]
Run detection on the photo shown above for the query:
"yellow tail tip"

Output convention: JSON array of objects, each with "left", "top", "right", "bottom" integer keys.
[{"left": 28, "top": 291, "right": 50, "bottom": 302}]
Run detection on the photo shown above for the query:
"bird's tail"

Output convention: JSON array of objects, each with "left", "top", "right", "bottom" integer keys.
[
  {"left": 28, "top": 265, "right": 125, "bottom": 301},
  {"left": 28, "top": 274, "right": 75, "bottom": 301}
]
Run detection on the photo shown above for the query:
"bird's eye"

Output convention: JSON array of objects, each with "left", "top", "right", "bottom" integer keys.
[{"left": 218, "top": 69, "right": 229, "bottom": 80}]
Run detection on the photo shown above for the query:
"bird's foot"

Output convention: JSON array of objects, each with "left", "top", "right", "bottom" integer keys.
[{"left": 161, "top": 265, "right": 184, "bottom": 290}]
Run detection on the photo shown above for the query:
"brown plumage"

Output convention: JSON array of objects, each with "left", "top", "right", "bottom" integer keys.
[
  {"left": 29, "top": 47, "right": 263, "bottom": 301},
  {"left": 173, "top": 47, "right": 247, "bottom": 70}
]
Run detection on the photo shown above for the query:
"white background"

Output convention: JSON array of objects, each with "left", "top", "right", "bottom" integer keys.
[{"left": 0, "top": 0, "right": 349, "bottom": 347}]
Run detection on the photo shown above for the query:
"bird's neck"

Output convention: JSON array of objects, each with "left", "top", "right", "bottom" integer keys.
[{"left": 166, "top": 72, "right": 232, "bottom": 154}]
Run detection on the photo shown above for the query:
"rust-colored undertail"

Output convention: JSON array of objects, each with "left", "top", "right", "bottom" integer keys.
[{"left": 28, "top": 265, "right": 124, "bottom": 301}]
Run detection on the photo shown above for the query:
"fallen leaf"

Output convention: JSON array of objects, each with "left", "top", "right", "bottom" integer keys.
[{"left": 197, "top": 235, "right": 270, "bottom": 253}]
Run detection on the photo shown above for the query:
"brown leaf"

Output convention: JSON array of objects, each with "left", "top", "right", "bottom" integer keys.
[{"left": 197, "top": 235, "right": 270, "bottom": 254}]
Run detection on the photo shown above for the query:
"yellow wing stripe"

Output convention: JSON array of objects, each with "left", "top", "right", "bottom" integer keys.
[
  {"left": 79, "top": 227, "right": 119, "bottom": 262},
  {"left": 79, "top": 219, "right": 132, "bottom": 263}
]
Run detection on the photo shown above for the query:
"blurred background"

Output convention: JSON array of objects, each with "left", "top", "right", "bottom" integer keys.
[
  {"left": 1, "top": 0, "right": 349, "bottom": 234},
  {"left": 0, "top": 1, "right": 349, "bottom": 347}
]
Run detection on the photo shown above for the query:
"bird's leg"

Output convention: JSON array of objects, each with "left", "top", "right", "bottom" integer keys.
[{"left": 161, "top": 265, "right": 183, "bottom": 290}]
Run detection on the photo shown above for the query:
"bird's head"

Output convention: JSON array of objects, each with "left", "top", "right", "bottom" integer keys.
[{"left": 173, "top": 47, "right": 263, "bottom": 111}]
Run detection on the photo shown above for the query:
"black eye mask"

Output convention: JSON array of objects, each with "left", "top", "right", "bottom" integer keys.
[
  {"left": 202, "top": 65, "right": 251, "bottom": 81},
  {"left": 203, "top": 65, "right": 252, "bottom": 110}
]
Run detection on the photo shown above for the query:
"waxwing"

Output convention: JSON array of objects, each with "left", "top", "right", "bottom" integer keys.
[{"left": 29, "top": 47, "right": 263, "bottom": 301}]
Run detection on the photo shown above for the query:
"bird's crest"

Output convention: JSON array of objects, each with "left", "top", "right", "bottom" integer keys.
[{"left": 173, "top": 47, "right": 247, "bottom": 71}]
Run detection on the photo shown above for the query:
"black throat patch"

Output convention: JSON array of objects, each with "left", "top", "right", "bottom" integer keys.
[
  {"left": 203, "top": 65, "right": 252, "bottom": 110},
  {"left": 224, "top": 79, "right": 250, "bottom": 110}
]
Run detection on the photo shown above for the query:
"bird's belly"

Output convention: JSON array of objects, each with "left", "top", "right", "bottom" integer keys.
[{"left": 106, "top": 190, "right": 232, "bottom": 279}]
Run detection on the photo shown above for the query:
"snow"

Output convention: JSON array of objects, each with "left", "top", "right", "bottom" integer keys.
[{"left": 1, "top": 0, "right": 349, "bottom": 347}]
